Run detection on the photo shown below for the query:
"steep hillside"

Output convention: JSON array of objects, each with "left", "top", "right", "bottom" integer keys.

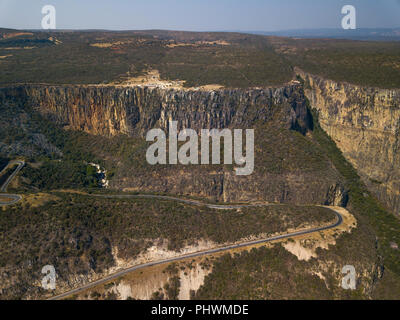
[
  {"left": 0, "top": 193, "right": 337, "bottom": 299},
  {"left": 1, "top": 29, "right": 400, "bottom": 300},
  {"left": 297, "top": 69, "right": 400, "bottom": 215},
  {"left": 0, "top": 84, "right": 346, "bottom": 205}
]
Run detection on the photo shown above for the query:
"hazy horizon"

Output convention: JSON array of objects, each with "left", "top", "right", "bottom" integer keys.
[
  {"left": 2, "top": 27, "right": 400, "bottom": 33},
  {"left": 1, "top": 0, "right": 400, "bottom": 31}
]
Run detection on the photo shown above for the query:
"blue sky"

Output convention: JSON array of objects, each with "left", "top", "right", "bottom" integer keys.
[{"left": 1, "top": 0, "right": 399, "bottom": 31}]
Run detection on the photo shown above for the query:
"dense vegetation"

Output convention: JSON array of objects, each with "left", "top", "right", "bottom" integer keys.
[
  {"left": 193, "top": 91, "right": 400, "bottom": 300},
  {"left": 308, "top": 104, "right": 400, "bottom": 294},
  {"left": 1, "top": 29, "right": 400, "bottom": 300},
  {"left": 194, "top": 246, "right": 362, "bottom": 300},
  {"left": 277, "top": 38, "right": 400, "bottom": 89},
  {"left": 21, "top": 161, "right": 100, "bottom": 190},
  {"left": 0, "top": 157, "right": 8, "bottom": 171},
  {"left": 0, "top": 193, "right": 334, "bottom": 299},
  {"left": 1, "top": 29, "right": 399, "bottom": 88},
  {"left": 0, "top": 96, "right": 104, "bottom": 190},
  {"left": 0, "top": 164, "right": 17, "bottom": 189},
  {"left": 0, "top": 30, "right": 292, "bottom": 88},
  {"left": 0, "top": 38, "right": 53, "bottom": 48},
  {"left": 0, "top": 92, "right": 337, "bottom": 198}
]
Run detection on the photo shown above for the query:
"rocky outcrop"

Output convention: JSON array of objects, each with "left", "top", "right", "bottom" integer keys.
[
  {"left": 0, "top": 84, "right": 346, "bottom": 206},
  {"left": 1, "top": 84, "right": 311, "bottom": 137},
  {"left": 297, "top": 69, "right": 400, "bottom": 214},
  {"left": 121, "top": 168, "right": 344, "bottom": 206}
]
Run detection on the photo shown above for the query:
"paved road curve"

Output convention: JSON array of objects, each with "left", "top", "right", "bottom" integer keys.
[
  {"left": 48, "top": 196, "right": 343, "bottom": 300},
  {"left": 93, "top": 193, "right": 274, "bottom": 209},
  {"left": 0, "top": 160, "right": 24, "bottom": 206},
  {"left": 0, "top": 161, "right": 345, "bottom": 300},
  {"left": 0, "top": 160, "right": 25, "bottom": 192},
  {"left": 0, "top": 160, "right": 25, "bottom": 206}
]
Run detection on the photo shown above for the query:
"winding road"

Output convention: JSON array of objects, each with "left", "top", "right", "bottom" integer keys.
[
  {"left": 0, "top": 160, "right": 24, "bottom": 206},
  {"left": 48, "top": 194, "right": 344, "bottom": 300},
  {"left": 0, "top": 160, "right": 346, "bottom": 300}
]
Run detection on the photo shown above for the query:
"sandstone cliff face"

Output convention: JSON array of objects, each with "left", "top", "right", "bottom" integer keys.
[
  {"left": 8, "top": 84, "right": 310, "bottom": 136},
  {"left": 0, "top": 84, "right": 346, "bottom": 206},
  {"left": 298, "top": 69, "right": 400, "bottom": 214}
]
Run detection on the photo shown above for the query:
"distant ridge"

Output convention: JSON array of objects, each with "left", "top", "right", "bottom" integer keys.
[
  {"left": 238, "top": 28, "right": 400, "bottom": 41},
  {"left": 2, "top": 26, "right": 400, "bottom": 41}
]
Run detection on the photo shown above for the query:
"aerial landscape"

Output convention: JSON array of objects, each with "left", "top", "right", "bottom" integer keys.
[{"left": 0, "top": 0, "right": 400, "bottom": 306}]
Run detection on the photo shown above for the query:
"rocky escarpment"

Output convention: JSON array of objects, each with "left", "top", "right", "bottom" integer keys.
[
  {"left": 0, "top": 84, "right": 346, "bottom": 205},
  {"left": 3, "top": 84, "right": 311, "bottom": 136},
  {"left": 297, "top": 69, "right": 400, "bottom": 215}
]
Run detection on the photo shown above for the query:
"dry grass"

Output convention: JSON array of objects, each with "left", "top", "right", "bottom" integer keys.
[
  {"left": 60, "top": 205, "right": 351, "bottom": 300},
  {"left": 166, "top": 40, "right": 230, "bottom": 48},
  {"left": 0, "top": 196, "right": 14, "bottom": 202},
  {"left": 90, "top": 40, "right": 133, "bottom": 48},
  {"left": 20, "top": 192, "right": 60, "bottom": 208}
]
